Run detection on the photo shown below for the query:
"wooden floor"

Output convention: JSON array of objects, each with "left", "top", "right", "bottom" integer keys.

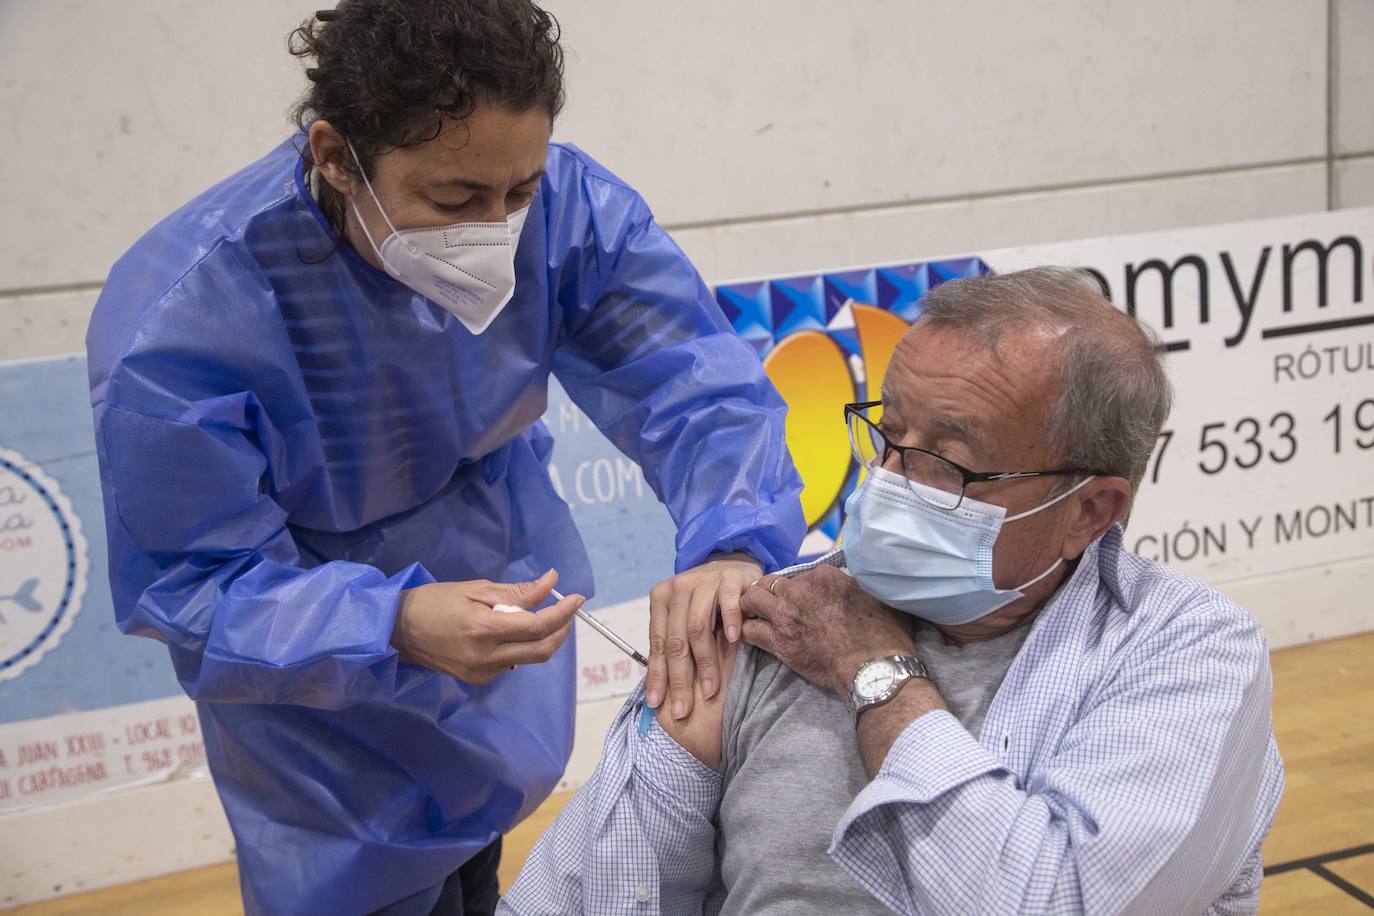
[{"left": 6, "top": 631, "right": 1373, "bottom": 915}]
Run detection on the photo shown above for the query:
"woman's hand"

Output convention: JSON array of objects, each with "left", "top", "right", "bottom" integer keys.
[
  {"left": 647, "top": 552, "right": 762, "bottom": 719},
  {"left": 655, "top": 631, "right": 738, "bottom": 770},
  {"left": 391, "top": 569, "right": 584, "bottom": 684}
]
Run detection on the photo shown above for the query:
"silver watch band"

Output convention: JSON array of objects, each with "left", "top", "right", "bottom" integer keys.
[{"left": 848, "top": 655, "right": 931, "bottom": 715}]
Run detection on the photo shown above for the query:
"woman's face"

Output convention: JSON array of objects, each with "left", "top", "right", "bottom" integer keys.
[{"left": 311, "top": 105, "right": 552, "bottom": 269}]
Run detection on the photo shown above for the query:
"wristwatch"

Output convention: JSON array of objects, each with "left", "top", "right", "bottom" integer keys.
[{"left": 847, "top": 655, "right": 930, "bottom": 716}]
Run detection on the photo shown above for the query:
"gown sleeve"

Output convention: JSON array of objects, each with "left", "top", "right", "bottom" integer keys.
[
  {"left": 499, "top": 683, "right": 724, "bottom": 916},
  {"left": 94, "top": 390, "right": 435, "bottom": 709},
  {"left": 549, "top": 154, "right": 806, "bottom": 574},
  {"left": 828, "top": 598, "right": 1279, "bottom": 914}
]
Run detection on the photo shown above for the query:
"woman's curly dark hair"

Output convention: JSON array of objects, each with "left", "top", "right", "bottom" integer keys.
[{"left": 289, "top": 0, "right": 564, "bottom": 231}]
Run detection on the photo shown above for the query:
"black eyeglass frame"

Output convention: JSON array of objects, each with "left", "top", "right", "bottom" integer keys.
[{"left": 844, "top": 400, "right": 1109, "bottom": 509}]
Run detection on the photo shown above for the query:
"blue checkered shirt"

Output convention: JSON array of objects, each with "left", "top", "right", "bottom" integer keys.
[{"left": 499, "top": 526, "right": 1285, "bottom": 914}]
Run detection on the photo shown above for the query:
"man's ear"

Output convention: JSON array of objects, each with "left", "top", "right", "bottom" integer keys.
[
  {"left": 308, "top": 120, "right": 356, "bottom": 197},
  {"left": 1061, "top": 477, "right": 1131, "bottom": 559}
]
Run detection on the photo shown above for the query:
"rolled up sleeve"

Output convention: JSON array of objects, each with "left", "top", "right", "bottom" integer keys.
[
  {"left": 830, "top": 601, "right": 1279, "bottom": 915},
  {"left": 501, "top": 684, "right": 724, "bottom": 916}
]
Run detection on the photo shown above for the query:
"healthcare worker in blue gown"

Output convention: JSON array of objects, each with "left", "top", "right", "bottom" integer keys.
[{"left": 86, "top": 3, "right": 805, "bottom": 914}]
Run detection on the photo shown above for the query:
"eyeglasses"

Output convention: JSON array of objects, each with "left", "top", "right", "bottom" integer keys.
[{"left": 844, "top": 401, "right": 1104, "bottom": 510}]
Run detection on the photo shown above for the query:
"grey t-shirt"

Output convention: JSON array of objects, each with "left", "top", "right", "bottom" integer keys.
[
  {"left": 714, "top": 621, "right": 1033, "bottom": 915},
  {"left": 913, "top": 619, "right": 1033, "bottom": 742}
]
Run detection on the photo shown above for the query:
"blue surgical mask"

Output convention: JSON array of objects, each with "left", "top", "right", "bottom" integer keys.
[{"left": 840, "top": 466, "right": 1093, "bottom": 625}]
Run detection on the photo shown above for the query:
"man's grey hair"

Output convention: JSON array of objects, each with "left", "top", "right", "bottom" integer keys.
[{"left": 917, "top": 266, "right": 1174, "bottom": 501}]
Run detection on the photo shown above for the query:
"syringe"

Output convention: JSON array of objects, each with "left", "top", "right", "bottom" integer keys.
[{"left": 552, "top": 588, "right": 648, "bottom": 667}]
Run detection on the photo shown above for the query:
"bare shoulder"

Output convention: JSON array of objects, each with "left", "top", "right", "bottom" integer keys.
[{"left": 655, "top": 633, "right": 739, "bottom": 770}]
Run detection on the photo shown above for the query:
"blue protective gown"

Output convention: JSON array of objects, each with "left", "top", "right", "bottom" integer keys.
[{"left": 87, "top": 135, "right": 805, "bottom": 915}]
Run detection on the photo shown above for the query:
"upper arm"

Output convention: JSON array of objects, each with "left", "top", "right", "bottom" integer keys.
[
  {"left": 1036, "top": 595, "right": 1278, "bottom": 909},
  {"left": 657, "top": 633, "right": 739, "bottom": 770},
  {"left": 98, "top": 402, "right": 284, "bottom": 556},
  {"left": 545, "top": 151, "right": 805, "bottom": 569}
]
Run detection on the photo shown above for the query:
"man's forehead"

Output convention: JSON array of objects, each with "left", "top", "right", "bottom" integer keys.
[
  {"left": 881, "top": 323, "right": 1057, "bottom": 454},
  {"left": 881, "top": 379, "right": 983, "bottom": 440},
  {"left": 893, "top": 322, "right": 1056, "bottom": 388}
]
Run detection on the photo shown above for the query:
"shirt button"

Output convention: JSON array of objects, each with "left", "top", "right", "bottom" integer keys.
[{"left": 634, "top": 885, "right": 651, "bottom": 903}]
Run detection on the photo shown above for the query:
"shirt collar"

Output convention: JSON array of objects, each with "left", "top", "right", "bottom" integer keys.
[{"left": 1056, "top": 523, "right": 1130, "bottom": 611}]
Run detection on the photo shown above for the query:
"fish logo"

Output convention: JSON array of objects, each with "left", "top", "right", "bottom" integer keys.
[
  {"left": 0, "top": 448, "right": 88, "bottom": 681},
  {"left": 0, "top": 577, "right": 42, "bottom": 622}
]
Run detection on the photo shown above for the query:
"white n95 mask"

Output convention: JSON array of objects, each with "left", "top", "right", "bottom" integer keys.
[
  {"left": 347, "top": 142, "right": 529, "bottom": 335},
  {"left": 840, "top": 466, "right": 1093, "bottom": 626}
]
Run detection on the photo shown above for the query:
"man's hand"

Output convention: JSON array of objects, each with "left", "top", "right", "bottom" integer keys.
[
  {"left": 743, "top": 566, "right": 945, "bottom": 777},
  {"left": 740, "top": 565, "right": 917, "bottom": 698},
  {"left": 647, "top": 552, "right": 762, "bottom": 719},
  {"left": 391, "top": 570, "right": 584, "bottom": 684}
]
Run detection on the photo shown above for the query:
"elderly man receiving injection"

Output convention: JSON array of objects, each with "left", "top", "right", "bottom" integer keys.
[{"left": 498, "top": 267, "right": 1284, "bottom": 916}]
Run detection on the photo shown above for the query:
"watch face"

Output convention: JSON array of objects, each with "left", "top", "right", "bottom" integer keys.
[{"left": 856, "top": 660, "right": 898, "bottom": 701}]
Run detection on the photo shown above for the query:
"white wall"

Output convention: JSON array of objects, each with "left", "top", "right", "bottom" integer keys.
[
  {"left": 5, "top": 0, "right": 1368, "bottom": 357},
  {"left": 1334, "top": 0, "right": 1374, "bottom": 208},
  {"left": 1, "top": 0, "right": 1369, "bottom": 905}
]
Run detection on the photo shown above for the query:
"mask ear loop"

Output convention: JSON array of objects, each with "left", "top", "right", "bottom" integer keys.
[
  {"left": 1004, "top": 475, "right": 1095, "bottom": 523},
  {"left": 345, "top": 141, "right": 411, "bottom": 266},
  {"left": 996, "top": 555, "right": 1064, "bottom": 594},
  {"left": 995, "top": 475, "right": 1096, "bottom": 594}
]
